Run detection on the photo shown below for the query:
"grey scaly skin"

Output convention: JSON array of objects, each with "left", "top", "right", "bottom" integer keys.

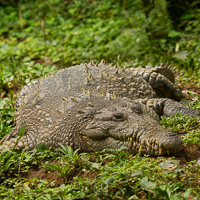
[
  {"left": 136, "top": 63, "right": 176, "bottom": 83},
  {"left": 129, "top": 64, "right": 183, "bottom": 100},
  {"left": 0, "top": 60, "right": 199, "bottom": 156}
]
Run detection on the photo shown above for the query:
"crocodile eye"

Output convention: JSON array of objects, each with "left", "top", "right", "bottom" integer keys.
[
  {"left": 112, "top": 113, "right": 125, "bottom": 121},
  {"left": 131, "top": 104, "right": 143, "bottom": 114}
]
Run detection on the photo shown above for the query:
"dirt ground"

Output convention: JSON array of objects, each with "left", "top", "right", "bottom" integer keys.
[{"left": 180, "top": 79, "right": 200, "bottom": 98}]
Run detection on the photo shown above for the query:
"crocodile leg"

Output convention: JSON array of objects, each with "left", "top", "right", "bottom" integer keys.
[
  {"left": 129, "top": 67, "right": 183, "bottom": 100},
  {"left": 145, "top": 98, "right": 200, "bottom": 118},
  {"left": 134, "top": 64, "right": 175, "bottom": 83}
]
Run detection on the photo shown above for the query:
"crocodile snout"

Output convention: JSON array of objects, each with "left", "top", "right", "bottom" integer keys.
[{"left": 158, "top": 132, "right": 182, "bottom": 151}]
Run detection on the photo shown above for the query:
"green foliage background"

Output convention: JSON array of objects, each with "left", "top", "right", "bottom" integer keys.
[{"left": 0, "top": 0, "right": 200, "bottom": 199}]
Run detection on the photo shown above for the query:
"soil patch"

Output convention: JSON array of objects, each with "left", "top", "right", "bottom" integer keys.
[
  {"left": 179, "top": 79, "right": 200, "bottom": 98},
  {"left": 173, "top": 144, "right": 200, "bottom": 163},
  {"left": 24, "top": 160, "right": 98, "bottom": 188},
  {"left": 24, "top": 164, "right": 64, "bottom": 187}
]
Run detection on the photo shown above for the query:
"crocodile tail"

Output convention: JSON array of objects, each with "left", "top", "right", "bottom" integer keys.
[
  {"left": 0, "top": 128, "right": 19, "bottom": 150},
  {"left": 163, "top": 99, "right": 200, "bottom": 118},
  {"left": 0, "top": 126, "right": 26, "bottom": 151}
]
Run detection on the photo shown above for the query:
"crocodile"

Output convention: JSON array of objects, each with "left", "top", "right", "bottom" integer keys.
[{"left": 0, "top": 60, "right": 199, "bottom": 156}]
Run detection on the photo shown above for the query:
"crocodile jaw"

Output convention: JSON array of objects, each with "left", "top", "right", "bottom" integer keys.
[
  {"left": 129, "top": 131, "right": 183, "bottom": 156},
  {"left": 82, "top": 126, "right": 182, "bottom": 156},
  {"left": 111, "top": 129, "right": 183, "bottom": 156}
]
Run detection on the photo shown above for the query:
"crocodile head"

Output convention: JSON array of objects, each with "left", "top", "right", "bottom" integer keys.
[{"left": 80, "top": 99, "right": 182, "bottom": 156}]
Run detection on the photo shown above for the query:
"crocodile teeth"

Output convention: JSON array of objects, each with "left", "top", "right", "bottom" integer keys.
[
  {"left": 128, "top": 137, "right": 133, "bottom": 143},
  {"left": 159, "top": 148, "right": 163, "bottom": 155},
  {"left": 146, "top": 141, "right": 151, "bottom": 147},
  {"left": 147, "top": 146, "right": 151, "bottom": 152},
  {"left": 154, "top": 144, "right": 158, "bottom": 151},
  {"left": 139, "top": 145, "right": 144, "bottom": 153},
  {"left": 167, "top": 150, "right": 170, "bottom": 155}
]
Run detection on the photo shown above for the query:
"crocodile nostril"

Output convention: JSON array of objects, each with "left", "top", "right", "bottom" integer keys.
[{"left": 159, "top": 132, "right": 182, "bottom": 150}]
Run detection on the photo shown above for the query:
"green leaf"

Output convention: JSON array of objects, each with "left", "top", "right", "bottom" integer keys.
[
  {"left": 156, "top": 0, "right": 167, "bottom": 10},
  {"left": 183, "top": 188, "right": 192, "bottom": 200},
  {"left": 141, "top": 177, "right": 157, "bottom": 190},
  {"left": 12, "top": 125, "right": 26, "bottom": 150},
  {"left": 168, "top": 30, "right": 181, "bottom": 38},
  {"left": 151, "top": 187, "right": 169, "bottom": 198},
  {"left": 105, "top": 177, "right": 114, "bottom": 185},
  {"left": 128, "top": 195, "right": 139, "bottom": 200},
  {"left": 159, "top": 160, "right": 181, "bottom": 170},
  {"left": 0, "top": 98, "right": 9, "bottom": 109},
  {"left": 131, "top": 170, "right": 142, "bottom": 177},
  {"left": 173, "top": 51, "right": 189, "bottom": 61},
  {"left": 37, "top": 143, "right": 47, "bottom": 150},
  {"left": 91, "top": 162, "right": 100, "bottom": 169}
]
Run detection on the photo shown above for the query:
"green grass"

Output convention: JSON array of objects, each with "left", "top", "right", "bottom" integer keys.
[
  {"left": 0, "top": 0, "right": 200, "bottom": 199},
  {"left": 0, "top": 146, "right": 199, "bottom": 199}
]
